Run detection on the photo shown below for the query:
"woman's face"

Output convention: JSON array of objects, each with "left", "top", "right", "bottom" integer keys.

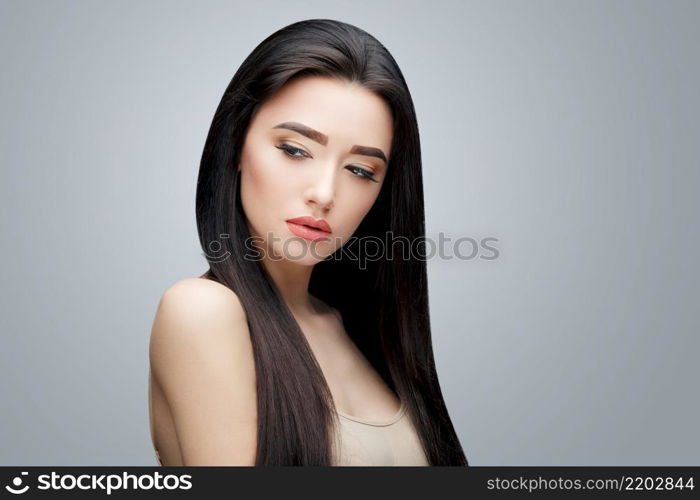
[{"left": 239, "top": 75, "right": 393, "bottom": 265}]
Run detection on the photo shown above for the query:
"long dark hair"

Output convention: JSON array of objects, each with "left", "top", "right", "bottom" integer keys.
[{"left": 195, "top": 18, "right": 468, "bottom": 466}]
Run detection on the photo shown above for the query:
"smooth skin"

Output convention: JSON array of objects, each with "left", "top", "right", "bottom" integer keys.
[{"left": 149, "top": 76, "right": 399, "bottom": 465}]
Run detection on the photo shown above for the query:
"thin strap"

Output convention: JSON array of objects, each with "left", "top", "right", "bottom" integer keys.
[
  {"left": 148, "top": 371, "right": 163, "bottom": 466},
  {"left": 336, "top": 400, "right": 407, "bottom": 427}
]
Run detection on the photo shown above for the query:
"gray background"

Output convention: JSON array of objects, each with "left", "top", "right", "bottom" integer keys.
[{"left": 1, "top": 0, "right": 697, "bottom": 466}]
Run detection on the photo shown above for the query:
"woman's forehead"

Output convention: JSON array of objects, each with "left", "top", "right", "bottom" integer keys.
[{"left": 252, "top": 76, "right": 393, "bottom": 153}]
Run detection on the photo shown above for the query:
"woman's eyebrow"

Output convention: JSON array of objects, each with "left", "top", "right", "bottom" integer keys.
[{"left": 272, "top": 121, "right": 388, "bottom": 164}]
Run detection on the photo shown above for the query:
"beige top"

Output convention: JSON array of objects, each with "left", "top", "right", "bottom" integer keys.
[
  {"left": 150, "top": 398, "right": 428, "bottom": 466},
  {"left": 331, "top": 400, "right": 430, "bottom": 466}
]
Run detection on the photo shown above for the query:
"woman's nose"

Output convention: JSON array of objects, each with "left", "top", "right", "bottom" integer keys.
[{"left": 304, "top": 164, "right": 336, "bottom": 210}]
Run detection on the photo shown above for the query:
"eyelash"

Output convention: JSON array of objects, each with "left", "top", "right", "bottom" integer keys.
[{"left": 275, "top": 143, "right": 379, "bottom": 183}]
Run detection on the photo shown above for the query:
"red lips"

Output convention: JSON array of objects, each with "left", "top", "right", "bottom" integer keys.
[{"left": 286, "top": 216, "right": 332, "bottom": 233}]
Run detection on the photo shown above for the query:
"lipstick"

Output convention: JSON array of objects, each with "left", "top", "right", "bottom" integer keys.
[{"left": 286, "top": 216, "right": 332, "bottom": 242}]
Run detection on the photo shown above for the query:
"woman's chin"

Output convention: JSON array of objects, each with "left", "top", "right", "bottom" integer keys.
[{"left": 269, "top": 239, "right": 333, "bottom": 265}]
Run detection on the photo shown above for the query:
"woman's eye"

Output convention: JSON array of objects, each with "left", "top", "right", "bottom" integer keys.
[
  {"left": 276, "top": 143, "right": 378, "bottom": 183},
  {"left": 275, "top": 143, "right": 308, "bottom": 159},
  {"left": 347, "top": 166, "right": 379, "bottom": 183}
]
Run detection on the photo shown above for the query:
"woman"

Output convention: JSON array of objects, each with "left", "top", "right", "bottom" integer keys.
[{"left": 148, "top": 18, "right": 468, "bottom": 466}]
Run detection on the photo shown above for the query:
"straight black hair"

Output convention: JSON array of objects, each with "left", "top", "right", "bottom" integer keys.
[{"left": 195, "top": 18, "right": 468, "bottom": 466}]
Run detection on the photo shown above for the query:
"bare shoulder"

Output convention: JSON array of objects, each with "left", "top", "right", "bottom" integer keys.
[
  {"left": 148, "top": 277, "right": 257, "bottom": 465},
  {"left": 150, "top": 278, "right": 251, "bottom": 362},
  {"left": 162, "top": 277, "right": 245, "bottom": 314},
  {"left": 155, "top": 276, "right": 246, "bottom": 330}
]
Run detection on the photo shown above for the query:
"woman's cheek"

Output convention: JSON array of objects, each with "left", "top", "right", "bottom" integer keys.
[{"left": 242, "top": 160, "right": 275, "bottom": 210}]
